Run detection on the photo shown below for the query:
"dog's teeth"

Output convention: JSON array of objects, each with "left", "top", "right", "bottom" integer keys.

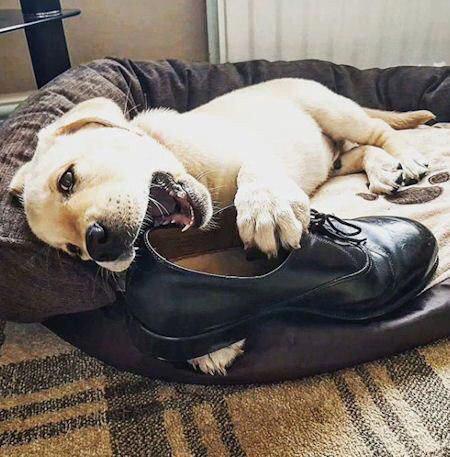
[
  {"left": 169, "top": 191, "right": 175, "bottom": 197},
  {"left": 177, "top": 190, "right": 187, "bottom": 199},
  {"left": 162, "top": 220, "right": 170, "bottom": 225},
  {"left": 189, "top": 206, "right": 194, "bottom": 220},
  {"left": 182, "top": 220, "right": 194, "bottom": 232},
  {"left": 171, "top": 219, "right": 176, "bottom": 224}
]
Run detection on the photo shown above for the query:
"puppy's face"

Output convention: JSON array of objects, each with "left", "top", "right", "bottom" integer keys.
[{"left": 10, "top": 98, "right": 213, "bottom": 272}]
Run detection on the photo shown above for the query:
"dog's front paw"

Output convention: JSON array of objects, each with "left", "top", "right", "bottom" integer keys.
[
  {"left": 189, "top": 340, "right": 245, "bottom": 375},
  {"left": 235, "top": 179, "right": 310, "bottom": 257}
]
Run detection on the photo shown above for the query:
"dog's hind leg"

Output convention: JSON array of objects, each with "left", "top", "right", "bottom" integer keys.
[
  {"left": 335, "top": 143, "right": 406, "bottom": 194},
  {"left": 362, "top": 108, "right": 435, "bottom": 130},
  {"left": 288, "top": 80, "right": 430, "bottom": 181}
]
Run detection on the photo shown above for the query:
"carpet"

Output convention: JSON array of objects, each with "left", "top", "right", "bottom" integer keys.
[{"left": 0, "top": 321, "right": 449, "bottom": 456}]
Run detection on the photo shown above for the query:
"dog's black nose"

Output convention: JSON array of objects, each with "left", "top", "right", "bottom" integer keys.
[{"left": 86, "top": 223, "right": 125, "bottom": 262}]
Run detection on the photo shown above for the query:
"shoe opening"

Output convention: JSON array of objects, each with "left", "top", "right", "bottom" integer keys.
[{"left": 146, "top": 207, "right": 288, "bottom": 277}]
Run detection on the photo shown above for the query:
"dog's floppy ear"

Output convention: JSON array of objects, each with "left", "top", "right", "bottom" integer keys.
[
  {"left": 40, "top": 97, "right": 129, "bottom": 146},
  {"left": 54, "top": 116, "right": 123, "bottom": 135},
  {"left": 9, "top": 161, "right": 33, "bottom": 197},
  {"left": 9, "top": 98, "right": 128, "bottom": 197}
]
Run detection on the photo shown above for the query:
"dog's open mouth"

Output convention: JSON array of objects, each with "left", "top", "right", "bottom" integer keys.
[{"left": 146, "top": 172, "right": 197, "bottom": 232}]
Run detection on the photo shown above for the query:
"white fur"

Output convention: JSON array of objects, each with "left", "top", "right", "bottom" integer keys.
[{"left": 189, "top": 340, "right": 245, "bottom": 375}]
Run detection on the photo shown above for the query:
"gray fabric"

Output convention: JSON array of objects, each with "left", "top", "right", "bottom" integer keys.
[{"left": 1, "top": 57, "right": 450, "bottom": 322}]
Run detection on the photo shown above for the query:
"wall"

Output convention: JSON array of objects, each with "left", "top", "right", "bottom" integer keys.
[{"left": 0, "top": 0, "right": 208, "bottom": 94}]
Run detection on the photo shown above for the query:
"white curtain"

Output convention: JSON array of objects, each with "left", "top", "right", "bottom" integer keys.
[{"left": 208, "top": 0, "right": 450, "bottom": 68}]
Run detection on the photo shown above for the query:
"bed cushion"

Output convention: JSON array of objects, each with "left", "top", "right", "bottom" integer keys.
[
  {"left": 1, "top": 58, "right": 450, "bottom": 322},
  {"left": 1, "top": 57, "right": 450, "bottom": 384}
]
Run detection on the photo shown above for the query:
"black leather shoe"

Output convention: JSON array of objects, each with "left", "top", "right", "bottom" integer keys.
[{"left": 125, "top": 208, "right": 438, "bottom": 361}]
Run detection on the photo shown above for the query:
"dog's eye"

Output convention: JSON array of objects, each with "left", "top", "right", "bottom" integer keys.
[
  {"left": 66, "top": 243, "right": 81, "bottom": 256},
  {"left": 58, "top": 167, "right": 75, "bottom": 193}
]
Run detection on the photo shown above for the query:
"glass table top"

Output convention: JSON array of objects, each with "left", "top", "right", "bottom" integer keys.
[{"left": 0, "top": 9, "right": 80, "bottom": 34}]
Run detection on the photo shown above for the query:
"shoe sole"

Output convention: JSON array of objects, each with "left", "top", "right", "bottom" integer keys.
[{"left": 128, "top": 256, "right": 439, "bottom": 362}]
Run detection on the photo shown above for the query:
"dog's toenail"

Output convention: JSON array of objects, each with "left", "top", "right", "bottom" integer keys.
[{"left": 397, "top": 163, "right": 403, "bottom": 170}]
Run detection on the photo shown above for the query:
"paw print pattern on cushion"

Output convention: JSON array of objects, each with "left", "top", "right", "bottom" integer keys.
[
  {"left": 356, "top": 193, "right": 379, "bottom": 201},
  {"left": 385, "top": 186, "right": 442, "bottom": 204},
  {"left": 428, "top": 172, "right": 449, "bottom": 185}
]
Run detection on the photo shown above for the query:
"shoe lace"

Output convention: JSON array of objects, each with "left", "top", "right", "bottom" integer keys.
[{"left": 310, "top": 209, "right": 366, "bottom": 245}]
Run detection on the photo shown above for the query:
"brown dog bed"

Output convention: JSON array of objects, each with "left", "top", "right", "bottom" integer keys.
[{"left": 0, "top": 58, "right": 449, "bottom": 384}]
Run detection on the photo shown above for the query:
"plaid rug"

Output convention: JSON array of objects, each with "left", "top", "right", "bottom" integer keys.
[{"left": 0, "top": 322, "right": 449, "bottom": 456}]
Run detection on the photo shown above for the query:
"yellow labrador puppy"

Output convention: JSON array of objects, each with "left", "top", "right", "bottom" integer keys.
[{"left": 10, "top": 78, "right": 433, "bottom": 374}]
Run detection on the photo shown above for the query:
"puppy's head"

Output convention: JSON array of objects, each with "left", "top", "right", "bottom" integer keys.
[{"left": 9, "top": 98, "right": 213, "bottom": 272}]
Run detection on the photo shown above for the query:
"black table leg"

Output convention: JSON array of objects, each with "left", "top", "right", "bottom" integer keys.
[{"left": 20, "top": 0, "right": 72, "bottom": 88}]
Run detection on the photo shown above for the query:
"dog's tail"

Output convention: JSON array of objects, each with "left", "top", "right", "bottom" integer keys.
[{"left": 364, "top": 108, "right": 435, "bottom": 130}]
